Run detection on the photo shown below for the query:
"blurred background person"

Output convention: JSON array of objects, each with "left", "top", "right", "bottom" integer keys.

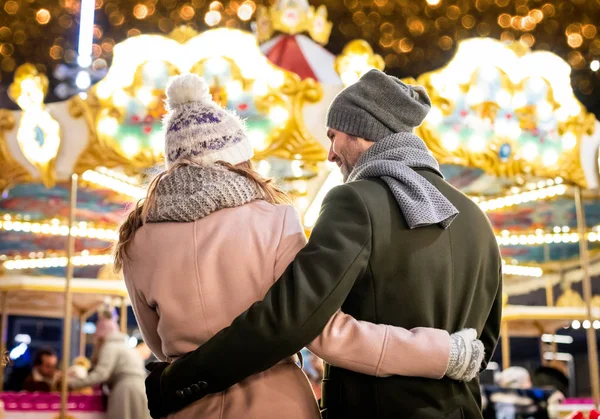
[
  {"left": 23, "top": 347, "right": 60, "bottom": 392},
  {"left": 68, "top": 308, "right": 150, "bottom": 419}
]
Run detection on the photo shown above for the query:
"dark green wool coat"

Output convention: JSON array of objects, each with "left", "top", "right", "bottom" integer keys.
[{"left": 158, "top": 168, "right": 503, "bottom": 419}]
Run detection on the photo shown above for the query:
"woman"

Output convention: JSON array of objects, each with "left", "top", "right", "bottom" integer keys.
[
  {"left": 68, "top": 309, "right": 150, "bottom": 419},
  {"left": 115, "top": 73, "right": 484, "bottom": 419}
]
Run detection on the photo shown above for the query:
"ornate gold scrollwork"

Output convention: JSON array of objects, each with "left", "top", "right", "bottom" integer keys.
[
  {"left": 0, "top": 110, "right": 32, "bottom": 193},
  {"left": 254, "top": 72, "right": 325, "bottom": 163}
]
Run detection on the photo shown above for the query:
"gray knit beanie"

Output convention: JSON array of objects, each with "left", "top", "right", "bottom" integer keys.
[{"left": 326, "top": 69, "right": 432, "bottom": 141}]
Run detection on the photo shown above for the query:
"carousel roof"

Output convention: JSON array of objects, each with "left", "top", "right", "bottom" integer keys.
[
  {"left": 260, "top": 34, "right": 341, "bottom": 85},
  {"left": 1, "top": 25, "right": 600, "bottom": 302}
]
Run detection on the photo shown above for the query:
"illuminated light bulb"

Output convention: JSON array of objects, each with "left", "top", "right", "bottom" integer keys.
[
  {"left": 95, "top": 83, "right": 112, "bottom": 100},
  {"left": 442, "top": 84, "right": 460, "bottom": 101},
  {"left": 144, "top": 60, "right": 165, "bottom": 79},
  {"left": 537, "top": 101, "right": 553, "bottom": 120},
  {"left": 521, "top": 143, "right": 538, "bottom": 161},
  {"left": 542, "top": 150, "right": 558, "bottom": 166},
  {"left": 252, "top": 79, "right": 269, "bottom": 97},
  {"left": 256, "top": 160, "right": 270, "bottom": 177},
  {"left": 592, "top": 60, "right": 600, "bottom": 72},
  {"left": 572, "top": 320, "right": 581, "bottom": 329},
  {"left": 225, "top": 80, "right": 243, "bottom": 100},
  {"left": 468, "top": 135, "right": 486, "bottom": 152},
  {"left": 562, "top": 132, "right": 577, "bottom": 150},
  {"left": 527, "top": 77, "right": 546, "bottom": 94},
  {"left": 583, "top": 320, "right": 591, "bottom": 329},
  {"left": 480, "top": 66, "right": 498, "bottom": 82},
  {"left": 565, "top": 99, "right": 581, "bottom": 117},
  {"left": 78, "top": 56, "right": 92, "bottom": 68},
  {"left": 269, "top": 106, "right": 289, "bottom": 125},
  {"left": 248, "top": 130, "right": 267, "bottom": 151},
  {"left": 594, "top": 320, "right": 600, "bottom": 329},
  {"left": 296, "top": 197, "right": 309, "bottom": 211},
  {"left": 205, "top": 10, "right": 221, "bottom": 26},
  {"left": 426, "top": 0, "right": 441, "bottom": 5},
  {"left": 237, "top": 3, "right": 254, "bottom": 21},
  {"left": 98, "top": 117, "right": 119, "bottom": 136},
  {"left": 113, "top": 90, "right": 129, "bottom": 107},
  {"left": 425, "top": 107, "right": 443, "bottom": 126},
  {"left": 555, "top": 107, "right": 570, "bottom": 122},
  {"left": 341, "top": 71, "right": 360, "bottom": 87},
  {"left": 121, "top": 136, "right": 140, "bottom": 157},
  {"left": 496, "top": 90, "right": 512, "bottom": 108},
  {"left": 75, "top": 71, "right": 92, "bottom": 89},
  {"left": 291, "top": 160, "right": 303, "bottom": 178},
  {"left": 507, "top": 122, "right": 522, "bottom": 139},
  {"left": 442, "top": 131, "right": 459, "bottom": 151},
  {"left": 150, "top": 131, "right": 164, "bottom": 153},
  {"left": 512, "top": 92, "right": 527, "bottom": 108},
  {"left": 204, "top": 57, "right": 228, "bottom": 74},
  {"left": 466, "top": 86, "right": 484, "bottom": 105},
  {"left": 269, "top": 72, "right": 285, "bottom": 89},
  {"left": 136, "top": 87, "right": 154, "bottom": 106}
]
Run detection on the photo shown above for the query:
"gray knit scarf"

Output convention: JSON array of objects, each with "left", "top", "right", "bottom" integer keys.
[
  {"left": 348, "top": 132, "right": 459, "bottom": 229},
  {"left": 146, "top": 164, "right": 263, "bottom": 223}
]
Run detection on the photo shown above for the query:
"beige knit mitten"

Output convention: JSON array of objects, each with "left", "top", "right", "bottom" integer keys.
[{"left": 445, "top": 329, "right": 485, "bottom": 382}]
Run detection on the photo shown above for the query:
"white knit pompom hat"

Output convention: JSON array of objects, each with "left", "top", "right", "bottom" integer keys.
[{"left": 162, "top": 73, "right": 254, "bottom": 167}]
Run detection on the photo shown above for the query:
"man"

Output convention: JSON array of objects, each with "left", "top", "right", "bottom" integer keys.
[
  {"left": 146, "top": 69, "right": 503, "bottom": 418},
  {"left": 23, "top": 347, "right": 59, "bottom": 392}
]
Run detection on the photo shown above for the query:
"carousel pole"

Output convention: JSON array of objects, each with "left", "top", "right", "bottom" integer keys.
[
  {"left": 575, "top": 186, "right": 600, "bottom": 409},
  {"left": 78, "top": 306, "right": 99, "bottom": 357},
  {"left": 120, "top": 297, "right": 127, "bottom": 333},
  {"left": 60, "top": 174, "right": 78, "bottom": 419},
  {"left": 0, "top": 291, "right": 8, "bottom": 390},
  {"left": 79, "top": 313, "right": 86, "bottom": 357},
  {"left": 501, "top": 321, "right": 510, "bottom": 370}
]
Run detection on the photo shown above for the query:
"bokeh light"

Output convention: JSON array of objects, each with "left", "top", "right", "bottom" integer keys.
[{"left": 36, "top": 9, "right": 51, "bottom": 25}]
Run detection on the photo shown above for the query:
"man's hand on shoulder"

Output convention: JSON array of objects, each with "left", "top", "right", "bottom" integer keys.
[{"left": 145, "top": 361, "right": 170, "bottom": 418}]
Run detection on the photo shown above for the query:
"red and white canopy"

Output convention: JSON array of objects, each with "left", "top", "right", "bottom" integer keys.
[{"left": 261, "top": 34, "right": 342, "bottom": 86}]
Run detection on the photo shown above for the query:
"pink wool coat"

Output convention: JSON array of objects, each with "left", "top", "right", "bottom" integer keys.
[{"left": 124, "top": 201, "right": 451, "bottom": 419}]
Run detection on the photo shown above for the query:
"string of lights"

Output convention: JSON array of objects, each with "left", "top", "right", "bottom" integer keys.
[
  {"left": 0, "top": 214, "right": 118, "bottom": 241},
  {"left": 472, "top": 178, "right": 567, "bottom": 212},
  {"left": 81, "top": 168, "right": 146, "bottom": 200},
  {"left": 2, "top": 250, "right": 112, "bottom": 270},
  {"left": 502, "top": 260, "right": 543, "bottom": 278}
]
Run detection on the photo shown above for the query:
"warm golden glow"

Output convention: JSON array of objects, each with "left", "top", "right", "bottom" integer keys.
[
  {"left": 36, "top": 9, "right": 51, "bottom": 25},
  {"left": 133, "top": 4, "right": 149, "bottom": 19}
]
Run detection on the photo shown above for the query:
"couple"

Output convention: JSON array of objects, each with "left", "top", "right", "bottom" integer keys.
[{"left": 115, "top": 70, "right": 502, "bottom": 418}]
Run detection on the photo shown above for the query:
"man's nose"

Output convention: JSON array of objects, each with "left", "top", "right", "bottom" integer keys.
[{"left": 327, "top": 146, "right": 336, "bottom": 162}]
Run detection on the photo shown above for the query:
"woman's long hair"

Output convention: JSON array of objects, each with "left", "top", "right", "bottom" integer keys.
[{"left": 113, "top": 159, "right": 291, "bottom": 271}]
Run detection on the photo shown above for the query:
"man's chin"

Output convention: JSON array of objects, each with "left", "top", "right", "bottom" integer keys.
[{"left": 341, "top": 167, "right": 351, "bottom": 183}]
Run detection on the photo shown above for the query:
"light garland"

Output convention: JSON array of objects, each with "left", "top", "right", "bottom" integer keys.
[
  {"left": 82, "top": 169, "right": 146, "bottom": 200},
  {"left": 497, "top": 227, "right": 580, "bottom": 246},
  {"left": 0, "top": 214, "right": 117, "bottom": 241},
  {"left": 3, "top": 251, "right": 112, "bottom": 270},
  {"left": 502, "top": 261, "right": 543, "bottom": 277},
  {"left": 473, "top": 180, "right": 567, "bottom": 212}
]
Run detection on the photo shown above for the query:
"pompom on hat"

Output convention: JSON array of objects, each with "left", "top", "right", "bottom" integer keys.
[{"left": 162, "top": 73, "right": 254, "bottom": 167}]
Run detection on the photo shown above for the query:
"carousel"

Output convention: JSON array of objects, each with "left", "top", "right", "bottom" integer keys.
[
  {"left": 0, "top": 1, "right": 383, "bottom": 417},
  {"left": 1, "top": 0, "right": 600, "bottom": 417}
]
